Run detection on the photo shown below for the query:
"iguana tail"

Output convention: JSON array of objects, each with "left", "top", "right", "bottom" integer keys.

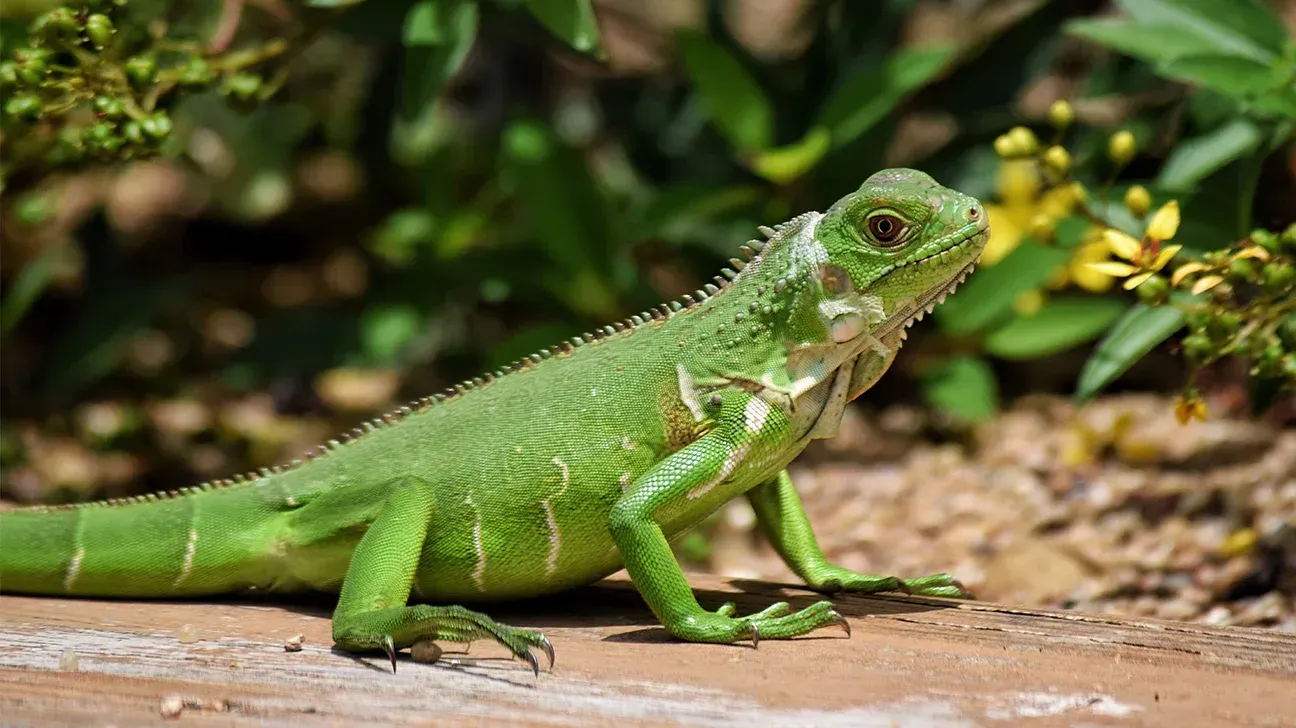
[{"left": 0, "top": 484, "right": 280, "bottom": 598}]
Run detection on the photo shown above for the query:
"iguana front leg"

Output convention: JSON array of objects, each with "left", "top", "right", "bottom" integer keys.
[
  {"left": 747, "top": 470, "right": 969, "bottom": 598},
  {"left": 609, "top": 411, "right": 847, "bottom": 645},
  {"left": 329, "top": 477, "right": 553, "bottom": 674}
]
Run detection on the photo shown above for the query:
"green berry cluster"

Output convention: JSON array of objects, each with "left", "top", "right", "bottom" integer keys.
[
  {"left": 1171, "top": 225, "right": 1296, "bottom": 386},
  {"left": 0, "top": 0, "right": 278, "bottom": 185}
]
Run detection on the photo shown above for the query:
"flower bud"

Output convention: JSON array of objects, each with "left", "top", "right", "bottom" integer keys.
[
  {"left": 1007, "top": 126, "right": 1039, "bottom": 156},
  {"left": 993, "top": 134, "right": 1015, "bottom": 159},
  {"left": 1108, "top": 130, "right": 1136, "bottom": 166},
  {"left": 1124, "top": 185, "right": 1151, "bottom": 217},
  {"left": 4, "top": 94, "right": 42, "bottom": 121},
  {"left": 125, "top": 54, "right": 158, "bottom": 88},
  {"left": 1048, "top": 100, "right": 1074, "bottom": 129},
  {"left": 141, "top": 111, "right": 173, "bottom": 140},
  {"left": 1042, "top": 145, "right": 1071, "bottom": 175},
  {"left": 85, "top": 13, "right": 115, "bottom": 49}
]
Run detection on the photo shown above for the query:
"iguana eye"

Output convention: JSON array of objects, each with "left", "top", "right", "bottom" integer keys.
[{"left": 866, "top": 213, "right": 906, "bottom": 246}]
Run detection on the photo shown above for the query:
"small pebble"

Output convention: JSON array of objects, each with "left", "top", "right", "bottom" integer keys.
[
  {"left": 160, "top": 695, "right": 183, "bottom": 719},
  {"left": 284, "top": 634, "right": 304, "bottom": 652},
  {"left": 411, "top": 640, "right": 443, "bottom": 664},
  {"left": 59, "top": 647, "right": 79, "bottom": 672},
  {"left": 178, "top": 624, "right": 199, "bottom": 644},
  {"left": 1201, "top": 605, "right": 1234, "bottom": 626}
]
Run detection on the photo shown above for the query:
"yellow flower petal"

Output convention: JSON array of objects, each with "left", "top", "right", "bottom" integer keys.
[
  {"left": 1122, "top": 271, "right": 1155, "bottom": 290},
  {"left": 1103, "top": 229, "right": 1142, "bottom": 260},
  {"left": 1071, "top": 264, "right": 1116, "bottom": 292},
  {"left": 1191, "top": 274, "right": 1224, "bottom": 295},
  {"left": 1234, "top": 246, "right": 1270, "bottom": 261},
  {"left": 1150, "top": 244, "right": 1182, "bottom": 271},
  {"left": 1146, "top": 200, "right": 1180, "bottom": 241},
  {"left": 996, "top": 159, "right": 1041, "bottom": 204},
  {"left": 1171, "top": 261, "right": 1205, "bottom": 287},
  {"left": 981, "top": 206, "right": 1024, "bottom": 266},
  {"left": 1086, "top": 261, "right": 1138, "bottom": 277},
  {"left": 1067, "top": 241, "right": 1118, "bottom": 292}
]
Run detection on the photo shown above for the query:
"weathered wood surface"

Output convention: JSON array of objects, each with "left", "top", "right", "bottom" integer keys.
[{"left": 1, "top": 573, "right": 1293, "bottom": 727}]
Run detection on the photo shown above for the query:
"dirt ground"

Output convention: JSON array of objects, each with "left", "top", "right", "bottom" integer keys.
[{"left": 2, "top": 573, "right": 1294, "bottom": 727}]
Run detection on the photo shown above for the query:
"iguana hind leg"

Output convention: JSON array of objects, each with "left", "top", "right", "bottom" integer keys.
[
  {"left": 329, "top": 477, "right": 553, "bottom": 674},
  {"left": 747, "top": 469, "right": 969, "bottom": 598}
]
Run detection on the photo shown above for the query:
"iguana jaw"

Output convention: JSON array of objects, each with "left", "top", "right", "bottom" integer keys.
[{"left": 874, "top": 230, "right": 987, "bottom": 341}]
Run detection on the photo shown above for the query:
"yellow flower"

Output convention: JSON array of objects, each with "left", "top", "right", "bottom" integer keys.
[
  {"left": 1146, "top": 201, "right": 1180, "bottom": 240},
  {"left": 1173, "top": 392, "right": 1208, "bottom": 425},
  {"left": 1104, "top": 229, "right": 1142, "bottom": 260},
  {"left": 1171, "top": 261, "right": 1206, "bottom": 286},
  {"left": 1234, "top": 246, "right": 1270, "bottom": 261},
  {"left": 1191, "top": 274, "right": 1224, "bottom": 295},
  {"left": 1086, "top": 224, "right": 1183, "bottom": 290},
  {"left": 981, "top": 160, "right": 1083, "bottom": 266},
  {"left": 1068, "top": 239, "right": 1118, "bottom": 292}
]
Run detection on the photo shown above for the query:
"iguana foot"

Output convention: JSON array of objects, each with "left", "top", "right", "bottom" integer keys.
[
  {"left": 669, "top": 599, "right": 847, "bottom": 645},
  {"left": 333, "top": 604, "right": 554, "bottom": 676},
  {"left": 806, "top": 567, "right": 972, "bottom": 599}
]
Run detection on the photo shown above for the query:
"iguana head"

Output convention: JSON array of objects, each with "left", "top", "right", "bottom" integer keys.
[{"left": 813, "top": 168, "right": 988, "bottom": 342}]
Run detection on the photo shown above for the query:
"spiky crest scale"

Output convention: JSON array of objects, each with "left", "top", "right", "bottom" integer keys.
[{"left": 18, "top": 213, "right": 811, "bottom": 513}]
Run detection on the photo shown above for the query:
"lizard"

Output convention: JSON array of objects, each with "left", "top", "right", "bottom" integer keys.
[{"left": 0, "top": 168, "right": 989, "bottom": 676}]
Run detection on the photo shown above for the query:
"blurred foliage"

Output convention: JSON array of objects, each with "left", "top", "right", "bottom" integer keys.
[{"left": 1, "top": 0, "right": 1294, "bottom": 507}]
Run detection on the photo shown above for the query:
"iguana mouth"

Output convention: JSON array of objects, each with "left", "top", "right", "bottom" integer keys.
[{"left": 875, "top": 230, "right": 986, "bottom": 341}]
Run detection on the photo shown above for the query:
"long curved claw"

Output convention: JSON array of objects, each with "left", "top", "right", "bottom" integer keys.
[
  {"left": 381, "top": 635, "right": 397, "bottom": 673},
  {"left": 831, "top": 610, "right": 851, "bottom": 638},
  {"left": 536, "top": 634, "right": 555, "bottom": 670},
  {"left": 749, "top": 622, "right": 760, "bottom": 649},
  {"left": 521, "top": 648, "right": 540, "bottom": 678}
]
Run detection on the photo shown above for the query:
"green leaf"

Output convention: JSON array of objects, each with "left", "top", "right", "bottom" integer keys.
[
  {"left": 935, "top": 242, "right": 1072, "bottom": 336},
  {"left": 1074, "top": 303, "right": 1186, "bottom": 402},
  {"left": 749, "top": 126, "right": 831, "bottom": 184},
  {"left": 1159, "top": 54, "right": 1287, "bottom": 97},
  {"left": 1118, "top": 0, "right": 1286, "bottom": 62},
  {"left": 817, "top": 45, "right": 954, "bottom": 149},
  {"left": 1157, "top": 118, "right": 1263, "bottom": 190},
  {"left": 984, "top": 297, "right": 1128, "bottom": 360},
  {"left": 524, "top": 0, "right": 601, "bottom": 54},
  {"left": 675, "top": 30, "right": 772, "bottom": 151},
  {"left": 403, "top": 0, "right": 453, "bottom": 46},
  {"left": 397, "top": 2, "right": 478, "bottom": 127},
  {"left": 1064, "top": 19, "right": 1219, "bottom": 66},
  {"left": 921, "top": 356, "right": 999, "bottom": 424},
  {"left": 361, "top": 304, "right": 422, "bottom": 362},
  {"left": 0, "top": 245, "right": 60, "bottom": 334},
  {"left": 504, "top": 120, "right": 617, "bottom": 319}
]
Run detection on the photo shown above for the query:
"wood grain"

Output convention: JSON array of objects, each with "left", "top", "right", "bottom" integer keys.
[{"left": 2, "top": 573, "right": 1293, "bottom": 727}]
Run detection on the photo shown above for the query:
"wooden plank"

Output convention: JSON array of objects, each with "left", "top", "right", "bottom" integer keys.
[{"left": 2, "top": 573, "right": 1293, "bottom": 727}]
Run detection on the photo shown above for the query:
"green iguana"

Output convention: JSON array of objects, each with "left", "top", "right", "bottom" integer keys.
[{"left": 0, "top": 168, "right": 989, "bottom": 675}]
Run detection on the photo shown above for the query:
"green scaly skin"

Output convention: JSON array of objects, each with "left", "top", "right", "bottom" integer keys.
[{"left": 0, "top": 169, "right": 988, "bottom": 675}]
